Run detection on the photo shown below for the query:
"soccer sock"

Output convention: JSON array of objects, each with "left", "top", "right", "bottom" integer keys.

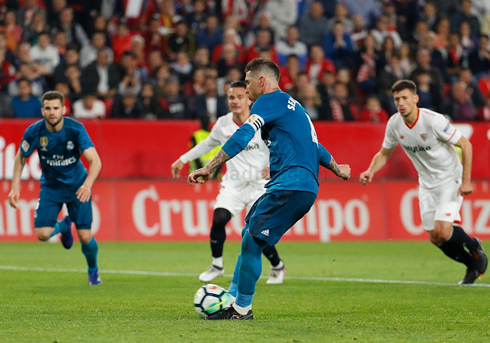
[
  {"left": 48, "top": 219, "right": 69, "bottom": 238},
  {"left": 210, "top": 208, "right": 231, "bottom": 259},
  {"left": 228, "top": 254, "right": 241, "bottom": 298},
  {"left": 235, "top": 230, "right": 266, "bottom": 309},
  {"left": 438, "top": 241, "right": 474, "bottom": 268},
  {"left": 212, "top": 257, "right": 223, "bottom": 269},
  {"left": 233, "top": 302, "right": 252, "bottom": 315},
  {"left": 262, "top": 245, "right": 281, "bottom": 267},
  {"left": 449, "top": 226, "right": 479, "bottom": 253},
  {"left": 81, "top": 237, "right": 99, "bottom": 272}
]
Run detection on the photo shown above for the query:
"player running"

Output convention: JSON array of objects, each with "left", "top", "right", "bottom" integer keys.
[
  {"left": 188, "top": 59, "right": 351, "bottom": 319},
  {"left": 360, "top": 80, "right": 487, "bottom": 285},
  {"left": 8, "top": 91, "right": 102, "bottom": 285},
  {"left": 171, "top": 81, "right": 286, "bottom": 284}
]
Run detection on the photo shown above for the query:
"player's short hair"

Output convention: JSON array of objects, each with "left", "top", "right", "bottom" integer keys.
[
  {"left": 391, "top": 80, "right": 417, "bottom": 94},
  {"left": 41, "top": 91, "right": 65, "bottom": 107},
  {"left": 230, "top": 80, "right": 246, "bottom": 89},
  {"left": 244, "top": 58, "right": 280, "bottom": 82}
]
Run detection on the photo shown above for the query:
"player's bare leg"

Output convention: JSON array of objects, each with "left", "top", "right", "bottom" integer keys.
[
  {"left": 35, "top": 216, "right": 73, "bottom": 249},
  {"left": 78, "top": 229, "right": 101, "bottom": 285},
  {"left": 430, "top": 221, "right": 487, "bottom": 284}
]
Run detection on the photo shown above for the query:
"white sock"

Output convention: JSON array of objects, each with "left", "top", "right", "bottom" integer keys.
[
  {"left": 212, "top": 257, "right": 223, "bottom": 268},
  {"left": 233, "top": 302, "right": 251, "bottom": 315},
  {"left": 272, "top": 260, "right": 284, "bottom": 269}
]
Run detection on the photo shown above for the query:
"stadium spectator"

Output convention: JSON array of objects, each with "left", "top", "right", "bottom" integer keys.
[
  {"left": 64, "top": 64, "right": 82, "bottom": 102},
  {"left": 451, "top": 0, "right": 480, "bottom": 37},
  {"left": 195, "top": 15, "right": 223, "bottom": 55},
  {"left": 72, "top": 91, "right": 106, "bottom": 119},
  {"left": 297, "top": 1, "right": 328, "bottom": 47},
  {"left": 0, "top": 93, "right": 14, "bottom": 117},
  {"left": 328, "top": 82, "right": 356, "bottom": 121},
  {"left": 359, "top": 96, "right": 389, "bottom": 122},
  {"left": 118, "top": 51, "right": 148, "bottom": 95},
  {"left": 139, "top": 83, "right": 163, "bottom": 119},
  {"left": 279, "top": 54, "right": 300, "bottom": 91},
  {"left": 193, "top": 77, "right": 228, "bottom": 121},
  {"left": 4, "top": 11, "right": 23, "bottom": 52},
  {"left": 410, "top": 49, "right": 444, "bottom": 91},
  {"left": 351, "top": 14, "right": 368, "bottom": 50},
  {"left": 184, "top": 67, "right": 206, "bottom": 97},
  {"left": 377, "top": 36, "right": 396, "bottom": 75},
  {"left": 0, "top": 32, "right": 18, "bottom": 66},
  {"left": 54, "top": 81, "right": 71, "bottom": 115},
  {"left": 147, "top": 49, "right": 165, "bottom": 79},
  {"left": 152, "top": 64, "right": 171, "bottom": 97},
  {"left": 411, "top": 21, "right": 431, "bottom": 49},
  {"left": 276, "top": 26, "right": 308, "bottom": 67},
  {"left": 186, "top": 0, "right": 208, "bottom": 34},
  {"left": 112, "top": 21, "right": 132, "bottom": 63},
  {"left": 459, "top": 22, "right": 478, "bottom": 52},
  {"left": 418, "top": 34, "right": 446, "bottom": 82},
  {"left": 29, "top": 31, "right": 59, "bottom": 76},
  {"left": 371, "top": 15, "right": 402, "bottom": 49},
  {"left": 449, "top": 81, "right": 478, "bottom": 121},
  {"left": 420, "top": 2, "right": 439, "bottom": 31},
  {"left": 144, "top": 16, "right": 166, "bottom": 58},
  {"left": 79, "top": 31, "right": 113, "bottom": 68},
  {"left": 160, "top": 76, "right": 191, "bottom": 119},
  {"left": 459, "top": 69, "right": 486, "bottom": 108},
  {"left": 246, "top": 12, "right": 276, "bottom": 47},
  {"left": 297, "top": 82, "right": 326, "bottom": 120},
  {"left": 342, "top": 0, "right": 381, "bottom": 29},
  {"left": 467, "top": 34, "right": 490, "bottom": 79},
  {"left": 378, "top": 54, "right": 404, "bottom": 112},
  {"left": 8, "top": 62, "right": 44, "bottom": 98},
  {"left": 53, "top": 30, "right": 68, "bottom": 56},
  {"left": 0, "top": 50, "right": 16, "bottom": 92},
  {"left": 286, "top": 72, "right": 309, "bottom": 99},
  {"left": 11, "top": 78, "right": 42, "bottom": 118},
  {"left": 263, "top": 0, "right": 298, "bottom": 40},
  {"left": 337, "top": 68, "right": 356, "bottom": 97},
  {"left": 22, "top": 12, "right": 49, "bottom": 46},
  {"left": 170, "top": 51, "right": 194, "bottom": 84},
  {"left": 431, "top": 0, "right": 459, "bottom": 18},
  {"left": 216, "top": 43, "right": 242, "bottom": 78},
  {"left": 193, "top": 46, "right": 210, "bottom": 69},
  {"left": 246, "top": 29, "right": 278, "bottom": 64},
  {"left": 212, "top": 29, "right": 246, "bottom": 65},
  {"left": 17, "top": 0, "right": 46, "bottom": 28},
  {"left": 46, "top": 0, "right": 66, "bottom": 29},
  {"left": 356, "top": 34, "right": 378, "bottom": 94},
  {"left": 167, "top": 20, "right": 196, "bottom": 60},
  {"left": 442, "top": 33, "right": 464, "bottom": 82},
  {"left": 305, "top": 44, "right": 336, "bottom": 85},
  {"left": 414, "top": 71, "right": 443, "bottom": 111},
  {"left": 434, "top": 17, "right": 451, "bottom": 50},
  {"left": 317, "top": 70, "right": 336, "bottom": 106},
  {"left": 53, "top": 46, "right": 79, "bottom": 84},
  {"left": 327, "top": 3, "right": 354, "bottom": 33},
  {"left": 110, "top": 90, "right": 145, "bottom": 119},
  {"left": 478, "top": 71, "right": 490, "bottom": 98},
  {"left": 323, "top": 21, "right": 355, "bottom": 69},
  {"left": 216, "top": 66, "right": 243, "bottom": 96},
  {"left": 80, "top": 49, "right": 120, "bottom": 99},
  {"left": 51, "top": 7, "right": 89, "bottom": 49}
]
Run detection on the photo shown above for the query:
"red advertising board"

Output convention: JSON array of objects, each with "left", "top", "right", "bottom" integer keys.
[
  {"left": 2, "top": 180, "right": 490, "bottom": 242},
  {"left": 1, "top": 120, "right": 489, "bottom": 179}
]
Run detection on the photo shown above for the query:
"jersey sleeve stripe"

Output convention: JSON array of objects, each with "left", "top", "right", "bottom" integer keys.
[{"left": 445, "top": 130, "right": 457, "bottom": 143}]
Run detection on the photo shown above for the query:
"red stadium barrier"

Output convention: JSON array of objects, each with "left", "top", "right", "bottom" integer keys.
[
  {"left": 1, "top": 120, "right": 489, "bottom": 179},
  {"left": 1, "top": 180, "right": 490, "bottom": 242}
]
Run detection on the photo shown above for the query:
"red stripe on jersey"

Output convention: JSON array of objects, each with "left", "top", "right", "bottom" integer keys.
[{"left": 405, "top": 108, "right": 420, "bottom": 129}]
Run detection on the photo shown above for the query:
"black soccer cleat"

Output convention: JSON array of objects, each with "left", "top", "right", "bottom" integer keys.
[
  {"left": 205, "top": 306, "right": 253, "bottom": 320},
  {"left": 458, "top": 267, "right": 480, "bottom": 285},
  {"left": 472, "top": 238, "right": 488, "bottom": 277}
]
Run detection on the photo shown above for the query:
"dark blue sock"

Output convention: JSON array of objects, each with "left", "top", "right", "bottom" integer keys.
[
  {"left": 81, "top": 237, "right": 98, "bottom": 272},
  {"left": 48, "top": 219, "right": 69, "bottom": 238}
]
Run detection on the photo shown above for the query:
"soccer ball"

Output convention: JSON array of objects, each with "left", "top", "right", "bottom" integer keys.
[{"left": 194, "top": 284, "right": 232, "bottom": 318}]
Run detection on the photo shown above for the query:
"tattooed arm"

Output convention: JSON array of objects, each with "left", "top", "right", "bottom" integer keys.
[
  {"left": 327, "top": 156, "right": 351, "bottom": 180},
  {"left": 187, "top": 149, "right": 231, "bottom": 185}
]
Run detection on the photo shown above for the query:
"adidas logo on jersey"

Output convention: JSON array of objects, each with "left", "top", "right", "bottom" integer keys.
[{"left": 261, "top": 230, "right": 269, "bottom": 236}]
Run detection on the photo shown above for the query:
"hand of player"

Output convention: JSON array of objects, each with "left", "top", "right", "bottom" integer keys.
[
  {"left": 171, "top": 159, "right": 185, "bottom": 179},
  {"left": 337, "top": 164, "right": 351, "bottom": 180},
  {"left": 359, "top": 170, "right": 374, "bottom": 185},
  {"left": 188, "top": 167, "right": 211, "bottom": 186},
  {"left": 458, "top": 179, "right": 473, "bottom": 196},
  {"left": 76, "top": 185, "right": 92, "bottom": 202},
  {"left": 8, "top": 188, "right": 19, "bottom": 209},
  {"left": 262, "top": 167, "right": 270, "bottom": 180}
]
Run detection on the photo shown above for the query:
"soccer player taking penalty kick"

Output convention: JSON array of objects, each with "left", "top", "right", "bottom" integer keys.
[
  {"left": 172, "top": 81, "right": 286, "bottom": 284},
  {"left": 188, "top": 59, "right": 351, "bottom": 320},
  {"left": 8, "top": 91, "right": 103, "bottom": 285},
  {"left": 360, "top": 80, "right": 487, "bottom": 284}
]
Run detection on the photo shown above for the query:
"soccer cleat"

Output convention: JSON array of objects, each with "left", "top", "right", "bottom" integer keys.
[
  {"left": 60, "top": 216, "right": 73, "bottom": 250},
  {"left": 472, "top": 238, "right": 488, "bottom": 278},
  {"left": 266, "top": 265, "right": 286, "bottom": 284},
  {"left": 88, "top": 270, "right": 102, "bottom": 285},
  {"left": 205, "top": 306, "right": 253, "bottom": 320},
  {"left": 458, "top": 268, "right": 480, "bottom": 285},
  {"left": 199, "top": 265, "right": 224, "bottom": 282}
]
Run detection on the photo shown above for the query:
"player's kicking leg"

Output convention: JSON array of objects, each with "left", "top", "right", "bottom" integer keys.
[{"left": 199, "top": 208, "right": 231, "bottom": 282}]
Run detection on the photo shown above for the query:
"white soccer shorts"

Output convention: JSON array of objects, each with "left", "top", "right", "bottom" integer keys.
[
  {"left": 418, "top": 178, "right": 463, "bottom": 231},
  {"left": 214, "top": 182, "right": 265, "bottom": 217}
]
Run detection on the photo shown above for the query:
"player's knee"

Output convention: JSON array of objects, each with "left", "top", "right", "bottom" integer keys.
[
  {"left": 77, "top": 229, "right": 92, "bottom": 243},
  {"left": 35, "top": 229, "right": 52, "bottom": 241}
]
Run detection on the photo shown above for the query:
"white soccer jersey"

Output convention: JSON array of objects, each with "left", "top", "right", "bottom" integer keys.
[
  {"left": 382, "top": 108, "right": 463, "bottom": 189},
  {"left": 180, "top": 112, "right": 269, "bottom": 187}
]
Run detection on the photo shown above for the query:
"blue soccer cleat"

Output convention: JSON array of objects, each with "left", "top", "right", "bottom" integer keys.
[
  {"left": 88, "top": 270, "right": 102, "bottom": 285},
  {"left": 60, "top": 216, "right": 73, "bottom": 250}
]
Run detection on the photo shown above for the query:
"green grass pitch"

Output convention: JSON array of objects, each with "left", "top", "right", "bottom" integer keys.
[{"left": 0, "top": 241, "right": 488, "bottom": 342}]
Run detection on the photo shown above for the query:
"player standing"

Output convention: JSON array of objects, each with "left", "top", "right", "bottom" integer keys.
[
  {"left": 360, "top": 80, "right": 487, "bottom": 284},
  {"left": 171, "top": 81, "right": 286, "bottom": 284},
  {"left": 188, "top": 59, "right": 351, "bottom": 319},
  {"left": 8, "top": 91, "right": 103, "bottom": 285}
]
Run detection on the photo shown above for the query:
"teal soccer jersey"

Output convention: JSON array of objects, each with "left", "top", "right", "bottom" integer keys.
[
  {"left": 222, "top": 90, "right": 331, "bottom": 195},
  {"left": 20, "top": 117, "right": 94, "bottom": 187}
]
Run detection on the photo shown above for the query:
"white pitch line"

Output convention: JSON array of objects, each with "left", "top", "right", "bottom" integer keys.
[{"left": 0, "top": 265, "right": 489, "bottom": 288}]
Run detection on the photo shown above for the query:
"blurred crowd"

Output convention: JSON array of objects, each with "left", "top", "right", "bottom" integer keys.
[{"left": 0, "top": 0, "right": 489, "bottom": 122}]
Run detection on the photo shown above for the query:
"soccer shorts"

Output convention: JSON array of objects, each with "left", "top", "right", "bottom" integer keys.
[
  {"left": 245, "top": 190, "right": 317, "bottom": 246},
  {"left": 34, "top": 182, "right": 93, "bottom": 230},
  {"left": 214, "top": 181, "right": 266, "bottom": 217},
  {"left": 419, "top": 178, "right": 463, "bottom": 231}
]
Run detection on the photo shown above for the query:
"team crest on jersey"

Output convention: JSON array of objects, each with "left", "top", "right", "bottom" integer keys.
[
  {"left": 67, "top": 141, "right": 74, "bottom": 150},
  {"left": 420, "top": 134, "right": 427, "bottom": 142},
  {"left": 21, "top": 140, "right": 30, "bottom": 152},
  {"left": 40, "top": 137, "right": 48, "bottom": 151}
]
